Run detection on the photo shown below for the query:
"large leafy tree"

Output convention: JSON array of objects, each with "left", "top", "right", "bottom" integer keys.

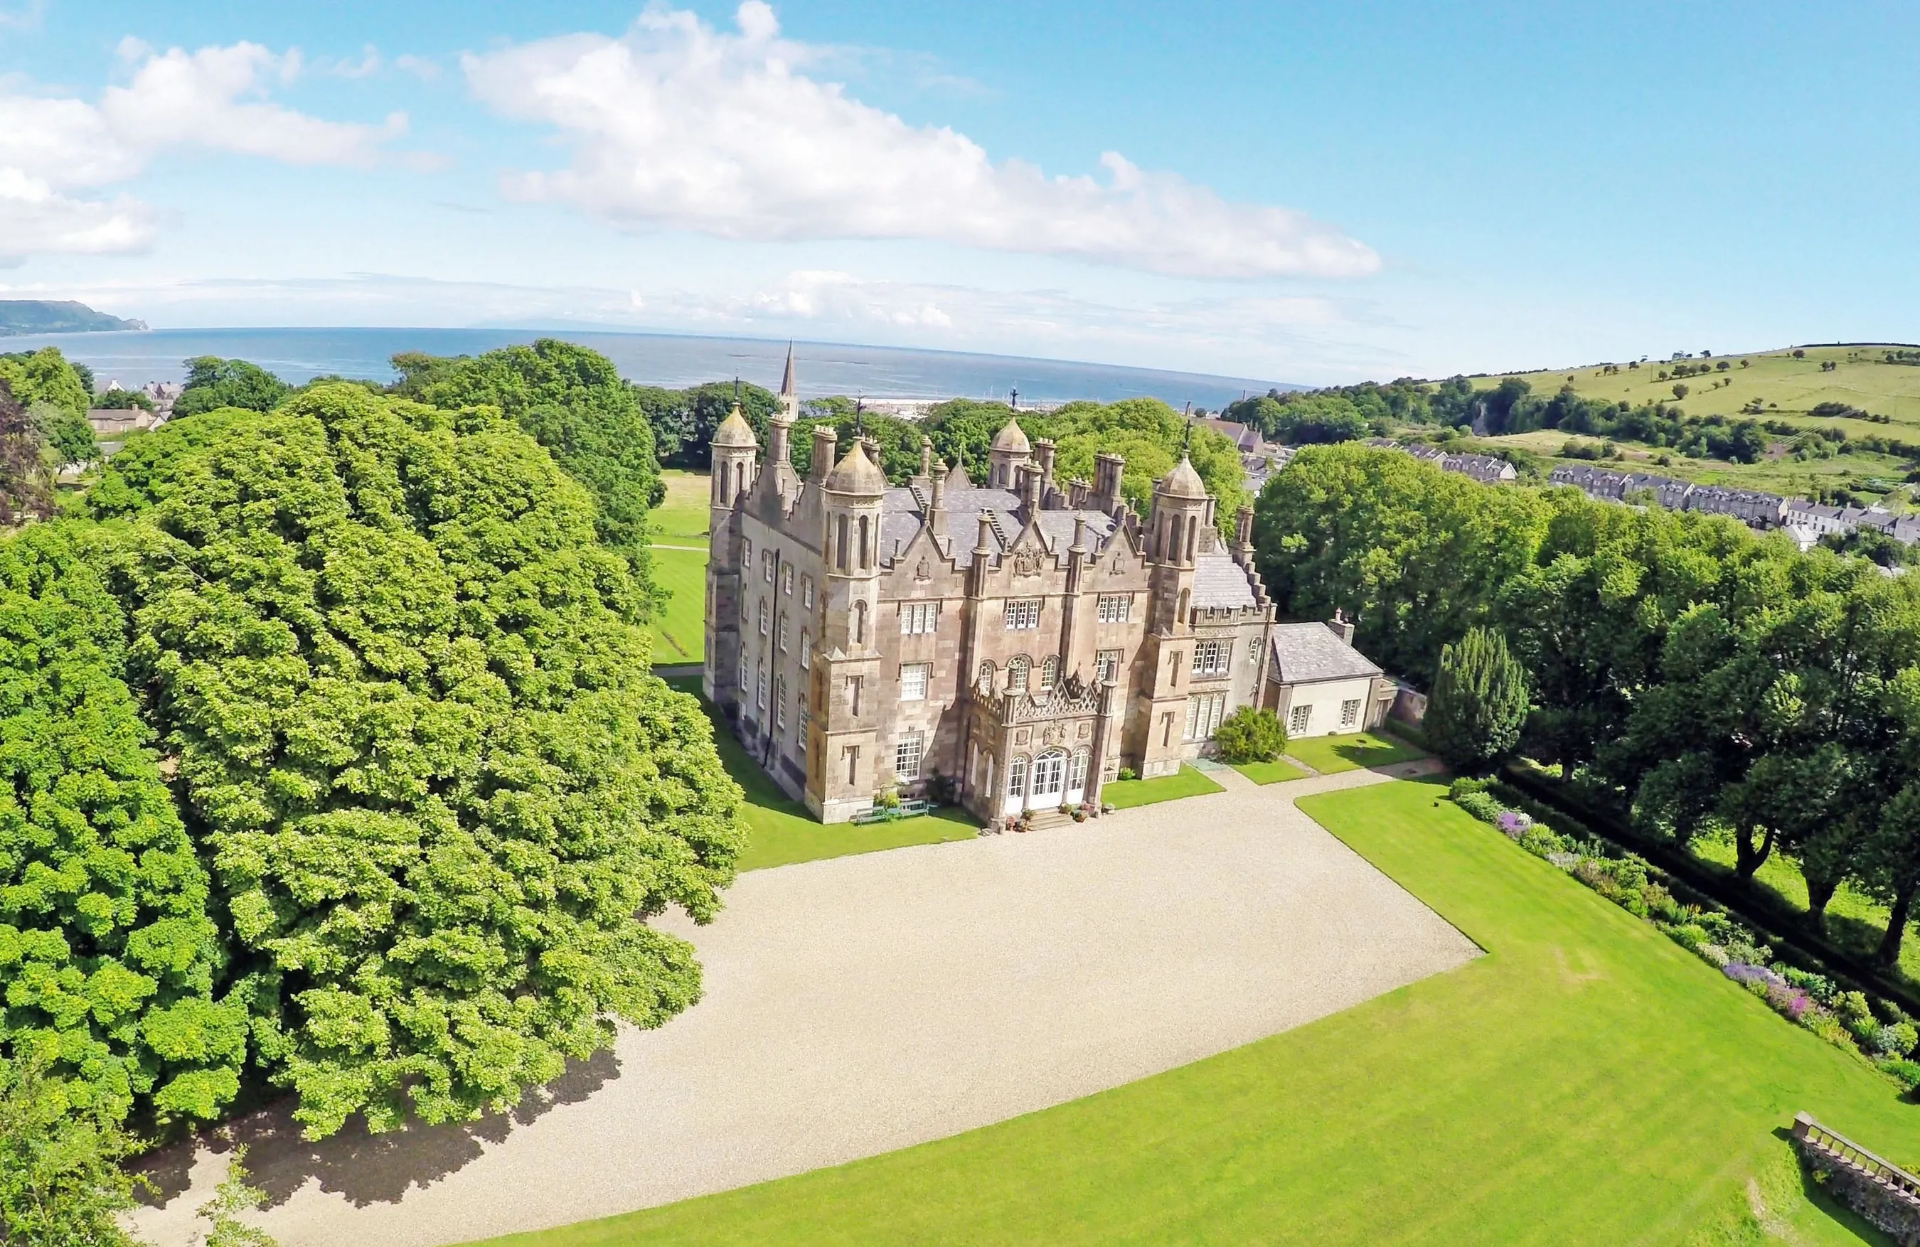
[
  {"left": 401, "top": 340, "right": 668, "bottom": 600},
  {"left": 172, "top": 358, "right": 291, "bottom": 419},
  {"left": 1425, "top": 626, "right": 1530, "bottom": 772},
  {"left": 0, "top": 524, "right": 244, "bottom": 1124},
  {"left": 0, "top": 349, "right": 90, "bottom": 424},
  {"left": 0, "top": 1056, "right": 148, "bottom": 1247},
  {"left": 102, "top": 383, "right": 744, "bottom": 1137}
]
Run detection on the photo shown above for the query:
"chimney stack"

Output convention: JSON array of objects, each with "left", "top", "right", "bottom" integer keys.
[{"left": 810, "top": 426, "right": 837, "bottom": 482}]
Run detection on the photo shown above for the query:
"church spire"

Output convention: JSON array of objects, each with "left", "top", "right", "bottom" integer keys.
[{"left": 777, "top": 342, "right": 800, "bottom": 423}]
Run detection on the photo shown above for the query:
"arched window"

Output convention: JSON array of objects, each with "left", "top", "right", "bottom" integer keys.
[
  {"left": 717, "top": 463, "right": 729, "bottom": 502},
  {"left": 1040, "top": 655, "right": 1059, "bottom": 690},
  {"left": 1007, "top": 755, "right": 1028, "bottom": 798},
  {"left": 836, "top": 514, "right": 850, "bottom": 571},
  {"left": 1186, "top": 517, "right": 1198, "bottom": 562},
  {"left": 1008, "top": 655, "right": 1031, "bottom": 693},
  {"left": 853, "top": 599, "right": 867, "bottom": 645},
  {"left": 858, "top": 514, "right": 871, "bottom": 568},
  {"left": 977, "top": 660, "right": 996, "bottom": 690},
  {"left": 1177, "top": 588, "right": 1190, "bottom": 624},
  {"left": 1068, "top": 748, "right": 1089, "bottom": 791}
]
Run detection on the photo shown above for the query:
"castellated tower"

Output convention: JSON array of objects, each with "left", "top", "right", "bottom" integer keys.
[
  {"left": 1132, "top": 453, "right": 1212, "bottom": 778},
  {"left": 809, "top": 437, "right": 887, "bottom": 822},
  {"left": 704, "top": 403, "right": 757, "bottom": 705}
]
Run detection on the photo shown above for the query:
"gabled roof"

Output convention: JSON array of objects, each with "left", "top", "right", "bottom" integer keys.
[
  {"left": 1192, "top": 551, "right": 1256, "bottom": 609},
  {"left": 1269, "top": 622, "right": 1382, "bottom": 684}
]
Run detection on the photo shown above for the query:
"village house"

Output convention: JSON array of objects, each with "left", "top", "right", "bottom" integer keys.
[{"left": 705, "top": 352, "right": 1383, "bottom": 824}]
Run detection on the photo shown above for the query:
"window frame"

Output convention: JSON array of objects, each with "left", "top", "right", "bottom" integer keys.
[
  {"left": 1290, "top": 704, "right": 1312, "bottom": 735},
  {"left": 1096, "top": 594, "right": 1132, "bottom": 624},
  {"left": 1003, "top": 599, "right": 1041, "bottom": 630},
  {"left": 1007, "top": 655, "right": 1031, "bottom": 693},
  {"left": 895, "top": 729, "right": 925, "bottom": 781},
  {"left": 1340, "top": 698, "right": 1362, "bottom": 729},
  {"left": 901, "top": 662, "right": 930, "bottom": 701},
  {"left": 1095, "top": 648, "right": 1122, "bottom": 684}
]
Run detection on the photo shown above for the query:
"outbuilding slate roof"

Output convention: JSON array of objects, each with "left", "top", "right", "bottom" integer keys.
[{"left": 1269, "top": 622, "right": 1383, "bottom": 683}]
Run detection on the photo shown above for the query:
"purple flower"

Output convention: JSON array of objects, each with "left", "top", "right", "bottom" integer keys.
[
  {"left": 1723, "top": 962, "right": 1788, "bottom": 990},
  {"left": 1495, "top": 810, "right": 1532, "bottom": 838}
]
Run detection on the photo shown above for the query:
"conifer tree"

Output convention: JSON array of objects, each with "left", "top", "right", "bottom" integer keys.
[{"left": 1426, "top": 626, "right": 1530, "bottom": 773}]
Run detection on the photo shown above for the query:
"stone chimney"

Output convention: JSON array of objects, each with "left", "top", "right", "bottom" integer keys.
[
  {"left": 1034, "top": 438, "right": 1057, "bottom": 485},
  {"left": 810, "top": 426, "right": 837, "bottom": 482},
  {"left": 1329, "top": 608, "right": 1355, "bottom": 645}
]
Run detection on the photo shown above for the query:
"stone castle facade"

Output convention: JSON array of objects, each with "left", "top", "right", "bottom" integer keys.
[{"left": 705, "top": 354, "right": 1277, "bottom": 824}]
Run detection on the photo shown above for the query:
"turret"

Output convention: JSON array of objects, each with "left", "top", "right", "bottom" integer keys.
[
  {"left": 1148, "top": 453, "right": 1209, "bottom": 634},
  {"left": 1092, "top": 451, "right": 1125, "bottom": 512},
  {"left": 821, "top": 439, "right": 886, "bottom": 654},
  {"left": 988, "top": 418, "right": 1030, "bottom": 490},
  {"left": 710, "top": 402, "right": 759, "bottom": 521}
]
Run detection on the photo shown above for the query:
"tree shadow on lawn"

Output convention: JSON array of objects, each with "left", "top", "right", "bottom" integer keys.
[{"left": 134, "top": 1047, "right": 621, "bottom": 1210}]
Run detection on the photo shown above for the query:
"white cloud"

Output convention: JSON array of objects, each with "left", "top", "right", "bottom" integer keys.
[
  {"left": 0, "top": 39, "right": 405, "bottom": 261},
  {"left": 463, "top": 3, "right": 1378, "bottom": 280}
]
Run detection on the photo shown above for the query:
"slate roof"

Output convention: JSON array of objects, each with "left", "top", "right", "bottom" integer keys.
[
  {"left": 879, "top": 484, "right": 1118, "bottom": 561},
  {"left": 1191, "top": 551, "right": 1257, "bottom": 609},
  {"left": 1269, "top": 622, "right": 1382, "bottom": 683}
]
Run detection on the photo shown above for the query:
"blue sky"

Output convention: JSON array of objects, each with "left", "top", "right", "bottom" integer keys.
[{"left": 2, "top": 0, "right": 1916, "bottom": 384}]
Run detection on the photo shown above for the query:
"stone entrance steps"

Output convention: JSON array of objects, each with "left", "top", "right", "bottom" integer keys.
[{"left": 1022, "top": 809, "right": 1081, "bottom": 833}]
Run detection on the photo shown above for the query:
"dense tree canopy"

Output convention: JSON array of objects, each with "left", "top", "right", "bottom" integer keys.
[
  {"left": 1426, "top": 626, "right": 1530, "bottom": 772},
  {"left": 397, "top": 341, "right": 666, "bottom": 600},
  {"left": 0, "top": 525, "right": 242, "bottom": 1123},
  {"left": 636, "top": 380, "right": 779, "bottom": 470},
  {"left": 1254, "top": 443, "right": 1920, "bottom": 965},
  {"left": 0, "top": 350, "right": 89, "bottom": 424},
  {"left": 172, "top": 358, "right": 291, "bottom": 419},
  {"left": 101, "top": 384, "right": 744, "bottom": 1137}
]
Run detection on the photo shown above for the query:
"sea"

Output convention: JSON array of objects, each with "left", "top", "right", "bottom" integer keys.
[{"left": 0, "top": 326, "right": 1296, "bottom": 410}]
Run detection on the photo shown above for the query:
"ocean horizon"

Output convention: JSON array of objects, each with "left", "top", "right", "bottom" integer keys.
[{"left": 0, "top": 326, "right": 1300, "bottom": 409}]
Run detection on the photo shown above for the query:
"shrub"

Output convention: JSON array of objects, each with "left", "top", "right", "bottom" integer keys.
[
  {"left": 1448, "top": 776, "right": 1489, "bottom": 799},
  {"left": 1453, "top": 790, "right": 1504, "bottom": 823},
  {"left": 1117, "top": 767, "right": 1137, "bottom": 782},
  {"left": 1873, "top": 1022, "right": 1919, "bottom": 1059},
  {"left": 1779, "top": 967, "right": 1837, "bottom": 1006},
  {"left": 1878, "top": 1058, "right": 1920, "bottom": 1092},
  {"left": 1518, "top": 825, "right": 1569, "bottom": 858},
  {"left": 1667, "top": 924, "right": 1711, "bottom": 952},
  {"left": 1837, "top": 992, "right": 1878, "bottom": 1041},
  {"left": 1212, "top": 706, "right": 1288, "bottom": 764}
]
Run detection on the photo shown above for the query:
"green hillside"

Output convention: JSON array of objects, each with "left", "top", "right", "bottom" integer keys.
[
  {"left": 1471, "top": 344, "right": 1920, "bottom": 440},
  {"left": 0, "top": 299, "right": 146, "bottom": 336}
]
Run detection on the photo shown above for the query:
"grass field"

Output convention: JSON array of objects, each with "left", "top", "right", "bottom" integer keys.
[
  {"left": 664, "top": 676, "right": 977, "bottom": 871},
  {"left": 1284, "top": 730, "right": 1426, "bottom": 775},
  {"left": 1232, "top": 758, "right": 1310, "bottom": 785},
  {"left": 1471, "top": 344, "right": 1920, "bottom": 429},
  {"left": 1101, "top": 765, "right": 1224, "bottom": 808},
  {"left": 648, "top": 470, "right": 710, "bottom": 665},
  {"left": 465, "top": 778, "right": 1920, "bottom": 1247},
  {"left": 1462, "top": 344, "right": 1920, "bottom": 506}
]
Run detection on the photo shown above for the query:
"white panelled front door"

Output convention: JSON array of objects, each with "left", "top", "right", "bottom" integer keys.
[{"left": 1030, "top": 751, "right": 1065, "bottom": 809}]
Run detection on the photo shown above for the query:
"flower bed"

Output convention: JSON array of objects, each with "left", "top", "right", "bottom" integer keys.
[{"left": 1448, "top": 776, "right": 1920, "bottom": 1094}]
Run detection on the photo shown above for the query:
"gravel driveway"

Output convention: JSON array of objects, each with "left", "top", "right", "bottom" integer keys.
[{"left": 132, "top": 765, "right": 1476, "bottom": 1247}]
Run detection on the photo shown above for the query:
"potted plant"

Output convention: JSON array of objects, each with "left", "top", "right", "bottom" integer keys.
[{"left": 1058, "top": 803, "right": 1073, "bottom": 815}]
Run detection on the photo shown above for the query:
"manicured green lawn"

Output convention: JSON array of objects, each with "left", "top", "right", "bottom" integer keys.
[
  {"left": 1231, "top": 758, "right": 1309, "bottom": 785},
  {"left": 463, "top": 778, "right": 1917, "bottom": 1247},
  {"left": 1284, "top": 730, "right": 1426, "bottom": 775},
  {"left": 647, "top": 471, "right": 711, "bottom": 666},
  {"left": 647, "top": 547, "right": 707, "bottom": 665},
  {"left": 1100, "top": 765, "right": 1224, "bottom": 809},
  {"left": 665, "top": 676, "right": 976, "bottom": 871}
]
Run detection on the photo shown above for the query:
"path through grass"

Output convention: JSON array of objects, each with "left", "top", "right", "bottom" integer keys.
[{"left": 467, "top": 777, "right": 1917, "bottom": 1245}]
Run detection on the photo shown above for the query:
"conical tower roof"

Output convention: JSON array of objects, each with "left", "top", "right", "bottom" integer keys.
[
  {"left": 780, "top": 342, "right": 797, "bottom": 399},
  {"left": 1159, "top": 453, "right": 1207, "bottom": 499},
  {"left": 991, "top": 418, "right": 1030, "bottom": 453},
  {"left": 713, "top": 403, "right": 757, "bottom": 448},
  {"left": 824, "top": 437, "right": 886, "bottom": 494}
]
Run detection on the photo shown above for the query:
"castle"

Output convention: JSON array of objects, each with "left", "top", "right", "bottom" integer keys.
[{"left": 705, "top": 352, "right": 1390, "bottom": 823}]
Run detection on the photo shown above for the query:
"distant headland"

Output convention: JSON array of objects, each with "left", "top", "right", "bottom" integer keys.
[{"left": 0, "top": 300, "right": 146, "bottom": 337}]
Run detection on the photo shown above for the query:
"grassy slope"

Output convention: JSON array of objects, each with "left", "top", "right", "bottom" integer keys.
[
  {"left": 648, "top": 470, "right": 710, "bottom": 665},
  {"left": 664, "top": 676, "right": 976, "bottom": 871},
  {"left": 465, "top": 779, "right": 1915, "bottom": 1247},
  {"left": 1285, "top": 730, "right": 1425, "bottom": 775},
  {"left": 1466, "top": 344, "right": 1920, "bottom": 504},
  {"left": 1101, "top": 765, "right": 1224, "bottom": 808}
]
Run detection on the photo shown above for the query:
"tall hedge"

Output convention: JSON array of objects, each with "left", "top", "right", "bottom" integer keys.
[{"left": 103, "top": 384, "right": 743, "bottom": 1137}]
